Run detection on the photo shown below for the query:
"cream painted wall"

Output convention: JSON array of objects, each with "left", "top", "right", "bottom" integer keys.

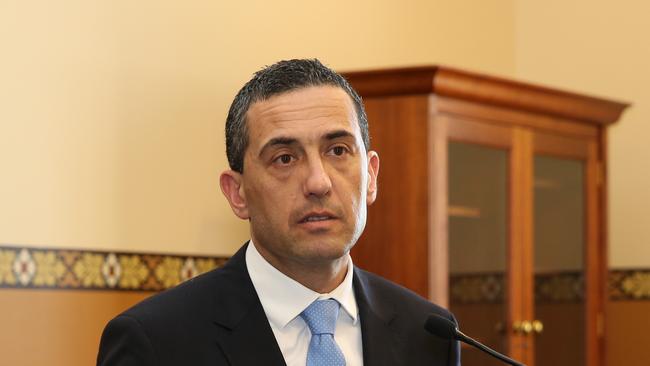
[
  {"left": 0, "top": 0, "right": 515, "bottom": 255},
  {"left": 514, "top": 0, "right": 649, "bottom": 268}
]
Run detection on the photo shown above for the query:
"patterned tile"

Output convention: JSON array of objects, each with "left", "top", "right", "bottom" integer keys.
[
  {"left": 450, "top": 272, "right": 505, "bottom": 304},
  {"left": 0, "top": 248, "right": 17, "bottom": 285},
  {"left": 610, "top": 269, "right": 650, "bottom": 301},
  {"left": 535, "top": 272, "right": 584, "bottom": 303},
  {"left": 14, "top": 249, "right": 36, "bottom": 286},
  {"left": 450, "top": 271, "right": 585, "bottom": 304},
  {"left": 0, "top": 245, "right": 228, "bottom": 292}
]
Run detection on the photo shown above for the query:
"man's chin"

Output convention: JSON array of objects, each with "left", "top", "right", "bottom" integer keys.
[{"left": 298, "top": 240, "right": 353, "bottom": 263}]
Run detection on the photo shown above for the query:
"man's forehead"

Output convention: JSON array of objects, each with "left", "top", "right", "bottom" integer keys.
[{"left": 245, "top": 86, "right": 361, "bottom": 145}]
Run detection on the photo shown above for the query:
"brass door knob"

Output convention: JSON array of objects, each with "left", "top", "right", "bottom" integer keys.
[
  {"left": 512, "top": 321, "right": 533, "bottom": 335},
  {"left": 532, "top": 320, "right": 544, "bottom": 334},
  {"left": 512, "top": 321, "right": 521, "bottom": 333}
]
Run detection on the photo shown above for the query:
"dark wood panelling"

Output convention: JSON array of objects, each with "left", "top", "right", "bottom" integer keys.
[
  {"left": 533, "top": 131, "right": 591, "bottom": 159},
  {"left": 586, "top": 140, "right": 604, "bottom": 366},
  {"left": 535, "top": 303, "right": 585, "bottom": 366},
  {"left": 450, "top": 303, "right": 506, "bottom": 366},
  {"left": 438, "top": 97, "right": 599, "bottom": 138},
  {"left": 0, "top": 289, "right": 152, "bottom": 366},
  {"left": 446, "top": 116, "right": 513, "bottom": 148},
  {"left": 606, "top": 301, "right": 650, "bottom": 366},
  {"left": 352, "top": 95, "right": 431, "bottom": 298}
]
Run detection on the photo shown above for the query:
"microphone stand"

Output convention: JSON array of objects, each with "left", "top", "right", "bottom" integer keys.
[
  {"left": 454, "top": 329, "right": 525, "bottom": 366},
  {"left": 424, "top": 314, "right": 526, "bottom": 366}
]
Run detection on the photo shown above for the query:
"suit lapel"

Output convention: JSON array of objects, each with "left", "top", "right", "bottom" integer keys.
[
  {"left": 211, "top": 246, "right": 405, "bottom": 366},
  {"left": 354, "top": 268, "right": 405, "bottom": 366},
  {"left": 212, "top": 244, "right": 287, "bottom": 366}
]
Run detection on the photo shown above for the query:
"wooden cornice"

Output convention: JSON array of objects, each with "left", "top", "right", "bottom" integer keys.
[{"left": 342, "top": 66, "right": 629, "bottom": 126}]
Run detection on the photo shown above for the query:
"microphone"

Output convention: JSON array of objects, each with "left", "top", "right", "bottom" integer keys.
[{"left": 424, "top": 314, "right": 526, "bottom": 366}]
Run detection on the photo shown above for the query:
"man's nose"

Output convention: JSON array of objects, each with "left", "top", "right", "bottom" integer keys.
[{"left": 303, "top": 156, "right": 332, "bottom": 198}]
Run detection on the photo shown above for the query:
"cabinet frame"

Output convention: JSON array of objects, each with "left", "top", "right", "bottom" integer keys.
[{"left": 344, "top": 66, "right": 628, "bottom": 366}]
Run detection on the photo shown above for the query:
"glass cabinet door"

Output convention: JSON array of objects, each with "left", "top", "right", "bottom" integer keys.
[
  {"left": 443, "top": 118, "right": 520, "bottom": 366},
  {"left": 533, "top": 155, "right": 586, "bottom": 366},
  {"left": 441, "top": 118, "right": 603, "bottom": 366},
  {"left": 448, "top": 141, "right": 509, "bottom": 366},
  {"left": 531, "top": 132, "right": 601, "bottom": 366}
]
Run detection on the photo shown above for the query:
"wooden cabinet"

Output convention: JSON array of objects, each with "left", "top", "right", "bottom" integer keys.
[{"left": 343, "top": 67, "right": 628, "bottom": 366}]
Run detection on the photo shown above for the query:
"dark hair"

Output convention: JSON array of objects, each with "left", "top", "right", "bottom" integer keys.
[{"left": 225, "top": 59, "right": 369, "bottom": 173}]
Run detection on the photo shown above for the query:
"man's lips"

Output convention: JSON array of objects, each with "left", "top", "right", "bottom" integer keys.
[{"left": 298, "top": 211, "right": 338, "bottom": 223}]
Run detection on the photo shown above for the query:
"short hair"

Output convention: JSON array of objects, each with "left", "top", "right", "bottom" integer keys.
[{"left": 225, "top": 59, "right": 370, "bottom": 173}]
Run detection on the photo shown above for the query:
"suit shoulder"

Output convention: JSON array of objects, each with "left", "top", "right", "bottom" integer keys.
[
  {"left": 120, "top": 266, "right": 226, "bottom": 323},
  {"left": 98, "top": 265, "right": 242, "bottom": 365},
  {"left": 355, "top": 267, "right": 454, "bottom": 321},
  {"left": 354, "top": 268, "right": 461, "bottom": 365}
]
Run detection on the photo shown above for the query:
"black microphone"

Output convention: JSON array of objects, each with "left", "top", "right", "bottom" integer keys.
[{"left": 424, "top": 314, "right": 526, "bottom": 366}]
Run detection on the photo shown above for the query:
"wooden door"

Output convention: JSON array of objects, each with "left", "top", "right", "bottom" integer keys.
[
  {"left": 437, "top": 116, "right": 529, "bottom": 365},
  {"left": 529, "top": 131, "right": 604, "bottom": 366},
  {"left": 439, "top": 117, "right": 603, "bottom": 365}
]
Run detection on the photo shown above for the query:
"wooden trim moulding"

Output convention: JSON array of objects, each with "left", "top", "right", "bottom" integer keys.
[{"left": 342, "top": 66, "right": 629, "bottom": 126}]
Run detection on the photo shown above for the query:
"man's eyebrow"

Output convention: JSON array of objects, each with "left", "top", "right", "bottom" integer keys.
[
  {"left": 258, "top": 130, "right": 355, "bottom": 157},
  {"left": 324, "top": 130, "right": 355, "bottom": 141},
  {"left": 258, "top": 137, "right": 297, "bottom": 156}
]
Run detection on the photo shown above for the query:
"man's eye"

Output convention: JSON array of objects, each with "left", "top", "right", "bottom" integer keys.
[
  {"left": 275, "top": 154, "right": 294, "bottom": 165},
  {"left": 330, "top": 146, "right": 347, "bottom": 156}
]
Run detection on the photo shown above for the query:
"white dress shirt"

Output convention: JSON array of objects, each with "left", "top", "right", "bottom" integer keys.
[{"left": 246, "top": 241, "right": 364, "bottom": 366}]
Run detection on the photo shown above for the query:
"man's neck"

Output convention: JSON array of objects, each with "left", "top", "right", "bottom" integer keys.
[{"left": 252, "top": 242, "right": 349, "bottom": 294}]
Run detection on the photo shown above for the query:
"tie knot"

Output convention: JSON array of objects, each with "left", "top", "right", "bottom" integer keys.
[{"left": 300, "top": 299, "right": 340, "bottom": 335}]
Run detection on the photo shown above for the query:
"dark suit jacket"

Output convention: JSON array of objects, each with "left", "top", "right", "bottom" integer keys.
[{"left": 97, "top": 244, "right": 460, "bottom": 365}]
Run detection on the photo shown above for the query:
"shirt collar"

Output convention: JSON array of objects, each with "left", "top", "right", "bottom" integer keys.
[{"left": 245, "top": 240, "right": 358, "bottom": 330}]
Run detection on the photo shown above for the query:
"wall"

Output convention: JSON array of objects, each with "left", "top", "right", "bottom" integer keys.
[
  {"left": 0, "top": 0, "right": 515, "bottom": 257},
  {"left": 513, "top": 0, "right": 650, "bottom": 268},
  {"left": 514, "top": 2, "right": 650, "bottom": 365}
]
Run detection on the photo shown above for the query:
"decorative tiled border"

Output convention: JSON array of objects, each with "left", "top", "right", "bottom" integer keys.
[
  {"left": 1, "top": 245, "right": 649, "bottom": 300},
  {"left": 449, "top": 272, "right": 505, "bottom": 304},
  {"left": 450, "top": 269, "right": 650, "bottom": 303},
  {"left": 449, "top": 271, "right": 584, "bottom": 304},
  {"left": 0, "top": 245, "right": 228, "bottom": 291},
  {"left": 609, "top": 269, "right": 650, "bottom": 301},
  {"left": 535, "top": 271, "right": 584, "bottom": 303}
]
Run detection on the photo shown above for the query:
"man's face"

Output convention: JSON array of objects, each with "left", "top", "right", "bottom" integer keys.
[{"left": 222, "top": 85, "right": 379, "bottom": 270}]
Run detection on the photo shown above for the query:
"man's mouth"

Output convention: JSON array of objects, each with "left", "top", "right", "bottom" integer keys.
[
  {"left": 303, "top": 216, "right": 332, "bottom": 222},
  {"left": 299, "top": 212, "right": 337, "bottom": 223}
]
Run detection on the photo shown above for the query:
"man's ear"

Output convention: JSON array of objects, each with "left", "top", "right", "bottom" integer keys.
[
  {"left": 366, "top": 151, "right": 380, "bottom": 206},
  {"left": 219, "top": 170, "right": 250, "bottom": 220}
]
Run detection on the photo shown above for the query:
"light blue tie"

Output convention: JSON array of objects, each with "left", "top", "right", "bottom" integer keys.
[{"left": 300, "top": 299, "right": 346, "bottom": 366}]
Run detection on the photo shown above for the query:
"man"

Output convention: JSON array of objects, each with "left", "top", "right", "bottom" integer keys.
[{"left": 97, "top": 59, "right": 460, "bottom": 366}]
